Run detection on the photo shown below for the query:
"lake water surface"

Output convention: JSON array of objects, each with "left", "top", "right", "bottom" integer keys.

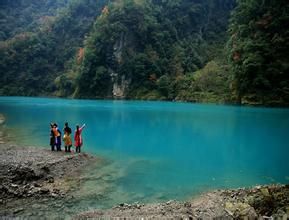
[{"left": 1, "top": 96, "right": 289, "bottom": 210}]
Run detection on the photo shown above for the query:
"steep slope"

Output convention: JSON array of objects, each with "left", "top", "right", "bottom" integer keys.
[
  {"left": 0, "top": 0, "right": 108, "bottom": 96},
  {"left": 1, "top": 0, "right": 288, "bottom": 106},
  {"left": 228, "top": 0, "right": 289, "bottom": 106},
  {"left": 0, "top": 0, "right": 71, "bottom": 41},
  {"left": 75, "top": 0, "right": 235, "bottom": 101}
]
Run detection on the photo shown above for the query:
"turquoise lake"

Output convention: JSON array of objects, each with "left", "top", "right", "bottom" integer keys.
[{"left": 1, "top": 96, "right": 289, "bottom": 209}]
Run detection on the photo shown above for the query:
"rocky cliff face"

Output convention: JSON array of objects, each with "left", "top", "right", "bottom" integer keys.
[
  {"left": 110, "top": 32, "right": 130, "bottom": 98},
  {"left": 106, "top": 31, "right": 133, "bottom": 98},
  {"left": 75, "top": 0, "right": 236, "bottom": 100}
]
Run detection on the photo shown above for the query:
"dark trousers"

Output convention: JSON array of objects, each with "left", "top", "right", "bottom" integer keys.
[
  {"left": 50, "top": 137, "right": 55, "bottom": 151},
  {"left": 65, "top": 145, "right": 72, "bottom": 152},
  {"left": 56, "top": 136, "right": 61, "bottom": 151},
  {"left": 76, "top": 146, "right": 81, "bottom": 153},
  {"left": 56, "top": 144, "right": 61, "bottom": 151}
]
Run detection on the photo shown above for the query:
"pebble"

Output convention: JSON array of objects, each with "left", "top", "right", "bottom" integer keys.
[
  {"left": 32, "top": 204, "right": 42, "bottom": 209},
  {"left": 166, "top": 200, "right": 174, "bottom": 205},
  {"left": 34, "top": 182, "right": 42, "bottom": 187},
  {"left": 51, "top": 193, "right": 59, "bottom": 198},
  {"left": 13, "top": 208, "right": 24, "bottom": 214},
  {"left": 40, "top": 188, "right": 50, "bottom": 194}
]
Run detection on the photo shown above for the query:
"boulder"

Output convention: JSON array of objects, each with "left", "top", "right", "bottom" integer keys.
[{"left": 225, "top": 202, "right": 257, "bottom": 218}]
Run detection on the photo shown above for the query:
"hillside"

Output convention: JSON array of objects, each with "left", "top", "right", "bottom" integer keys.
[
  {"left": 0, "top": 0, "right": 71, "bottom": 41},
  {"left": 228, "top": 0, "right": 289, "bottom": 106},
  {"left": 74, "top": 0, "right": 235, "bottom": 102},
  {"left": 0, "top": 0, "right": 289, "bottom": 106},
  {"left": 0, "top": 0, "right": 108, "bottom": 96}
]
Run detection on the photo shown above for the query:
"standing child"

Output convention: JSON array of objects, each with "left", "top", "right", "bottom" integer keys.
[
  {"left": 74, "top": 124, "right": 86, "bottom": 153},
  {"left": 63, "top": 122, "right": 72, "bottom": 152}
]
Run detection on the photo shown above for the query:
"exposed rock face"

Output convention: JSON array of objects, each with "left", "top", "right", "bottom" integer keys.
[
  {"left": 112, "top": 75, "right": 131, "bottom": 98},
  {"left": 107, "top": 32, "right": 132, "bottom": 99},
  {"left": 113, "top": 32, "right": 125, "bottom": 65}
]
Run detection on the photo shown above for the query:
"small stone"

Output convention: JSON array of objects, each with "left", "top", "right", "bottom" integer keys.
[
  {"left": 225, "top": 202, "right": 257, "bottom": 218},
  {"left": 60, "top": 193, "right": 66, "bottom": 197},
  {"left": 13, "top": 208, "right": 24, "bottom": 214},
  {"left": 32, "top": 204, "right": 42, "bottom": 209},
  {"left": 55, "top": 203, "right": 62, "bottom": 208},
  {"left": 184, "top": 202, "right": 191, "bottom": 208},
  {"left": 51, "top": 193, "right": 58, "bottom": 198},
  {"left": 166, "top": 200, "right": 173, "bottom": 205},
  {"left": 46, "top": 176, "right": 54, "bottom": 183},
  {"left": 52, "top": 188, "right": 60, "bottom": 194},
  {"left": 34, "top": 182, "right": 42, "bottom": 187},
  {"left": 40, "top": 188, "right": 50, "bottom": 194},
  {"left": 260, "top": 188, "right": 270, "bottom": 197}
]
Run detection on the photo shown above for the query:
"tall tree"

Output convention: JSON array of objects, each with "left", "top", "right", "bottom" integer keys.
[{"left": 228, "top": 0, "right": 289, "bottom": 106}]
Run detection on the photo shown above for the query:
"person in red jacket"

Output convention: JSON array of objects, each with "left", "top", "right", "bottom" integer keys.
[{"left": 74, "top": 124, "right": 85, "bottom": 153}]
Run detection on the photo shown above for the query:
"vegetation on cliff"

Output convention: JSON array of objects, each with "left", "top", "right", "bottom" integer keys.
[
  {"left": 228, "top": 0, "right": 289, "bottom": 106},
  {"left": 0, "top": 0, "right": 108, "bottom": 96},
  {"left": 75, "top": 0, "right": 235, "bottom": 102},
  {"left": 0, "top": 0, "right": 288, "bottom": 106}
]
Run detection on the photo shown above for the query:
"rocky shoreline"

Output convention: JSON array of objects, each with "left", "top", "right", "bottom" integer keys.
[
  {"left": 74, "top": 185, "right": 289, "bottom": 219},
  {"left": 1, "top": 143, "right": 288, "bottom": 219},
  {"left": 0, "top": 143, "right": 98, "bottom": 216}
]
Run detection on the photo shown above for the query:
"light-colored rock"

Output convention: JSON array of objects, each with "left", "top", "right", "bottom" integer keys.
[
  {"left": 225, "top": 202, "right": 257, "bottom": 218},
  {"left": 260, "top": 188, "right": 270, "bottom": 197},
  {"left": 0, "top": 114, "right": 5, "bottom": 125}
]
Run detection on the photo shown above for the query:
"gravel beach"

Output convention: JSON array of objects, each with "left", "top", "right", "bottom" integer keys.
[
  {"left": 74, "top": 185, "right": 289, "bottom": 219},
  {"left": 1, "top": 143, "right": 288, "bottom": 219},
  {"left": 0, "top": 143, "right": 98, "bottom": 218}
]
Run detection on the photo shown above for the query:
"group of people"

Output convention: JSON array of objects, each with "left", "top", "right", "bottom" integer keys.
[{"left": 50, "top": 122, "right": 86, "bottom": 153}]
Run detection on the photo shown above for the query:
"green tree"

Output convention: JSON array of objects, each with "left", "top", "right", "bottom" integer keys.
[{"left": 228, "top": 0, "right": 289, "bottom": 106}]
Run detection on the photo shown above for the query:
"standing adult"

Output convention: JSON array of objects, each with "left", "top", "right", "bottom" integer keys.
[
  {"left": 74, "top": 124, "right": 86, "bottom": 153},
  {"left": 53, "top": 123, "right": 62, "bottom": 151},
  {"left": 50, "top": 123, "right": 55, "bottom": 151},
  {"left": 63, "top": 122, "right": 72, "bottom": 152}
]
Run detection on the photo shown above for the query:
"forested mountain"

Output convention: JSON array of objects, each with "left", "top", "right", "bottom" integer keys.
[
  {"left": 0, "top": 0, "right": 288, "bottom": 106},
  {"left": 0, "top": 0, "right": 71, "bottom": 41},
  {"left": 228, "top": 0, "right": 289, "bottom": 106},
  {"left": 0, "top": 0, "right": 108, "bottom": 96},
  {"left": 75, "top": 0, "right": 235, "bottom": 102}
]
